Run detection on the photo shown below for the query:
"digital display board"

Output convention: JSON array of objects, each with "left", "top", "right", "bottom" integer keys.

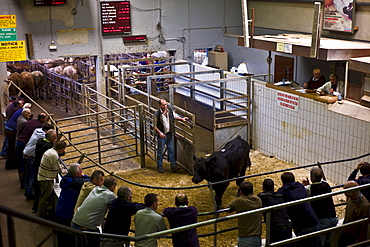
[
  {"left": 34, "top": 0, "right": 67, "bottom": 6},
  {"left": 101, "top": 1, "right": 131, "bottom": 35},
  {"left": 123, "top": 35, "right": 147, "bottom": 43}
]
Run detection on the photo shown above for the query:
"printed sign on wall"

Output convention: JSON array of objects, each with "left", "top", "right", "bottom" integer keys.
[
  {"left": 277, "top": 92, "right": 299, "bottom": 111},
  {"left": 0, "top": 15, "right": 16, "bottom": 29},
  {"left": 324, "top": 0, "right": 354, "bottom": 33},
  {"left": 0, "top": 40, "right": 26, "bottom": 62}
]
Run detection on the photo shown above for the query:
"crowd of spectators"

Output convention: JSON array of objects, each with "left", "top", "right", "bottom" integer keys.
[{"left": 3, "top": 98, "right": 369, "bottom": 247}]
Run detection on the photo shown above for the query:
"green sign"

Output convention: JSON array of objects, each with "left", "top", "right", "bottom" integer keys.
[{"left": 0, "top": 28, "right": 17, "bottom": 41}]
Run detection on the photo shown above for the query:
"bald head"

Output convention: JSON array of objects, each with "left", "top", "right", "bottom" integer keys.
[
  {"left": 175, "top": 193, "right": 188, "bottom": 207},
  {"left": 344, "top": 180, "right": 360, "bottom": 200}
]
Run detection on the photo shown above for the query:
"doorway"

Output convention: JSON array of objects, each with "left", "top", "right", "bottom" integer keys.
[{"left": 274, "top": 55, "right": 294, "bottom": 82}]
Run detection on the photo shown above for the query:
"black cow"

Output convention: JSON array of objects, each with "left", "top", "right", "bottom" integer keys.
[{"left": 192, "top": 136, "right": 251, "bottom": 209}]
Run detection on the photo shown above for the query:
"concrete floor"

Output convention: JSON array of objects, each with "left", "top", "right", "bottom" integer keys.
[
  {"left": 0, "top": 133, "right": 53, "bottom": 247},
  {"left": 0, "top": 99, "right": 72, "bottom": 247}
]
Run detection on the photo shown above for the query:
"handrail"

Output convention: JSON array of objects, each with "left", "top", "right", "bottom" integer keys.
[
  {"left": 81, "top": 183, "right": 370, "bottom": 245},
  {"left": 0, "top": 205, "right": 88, "bottom": 247}
]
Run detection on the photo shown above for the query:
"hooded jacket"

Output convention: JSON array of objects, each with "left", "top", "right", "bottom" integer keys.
[
  {"left": 56, "top": 173, "right": 90, "bottom": 220},
  {"left": 277, "top": 182, "right": 318, "bottom": 230}
]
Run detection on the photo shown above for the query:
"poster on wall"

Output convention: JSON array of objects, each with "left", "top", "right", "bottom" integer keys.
[{"left": 323, "top": 0, "right": 355, "bottom": 33}]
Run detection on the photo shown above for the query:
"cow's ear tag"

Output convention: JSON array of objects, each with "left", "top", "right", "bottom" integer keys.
[{"left": 221, "top": 149, "right": 225, "bottom": 152}]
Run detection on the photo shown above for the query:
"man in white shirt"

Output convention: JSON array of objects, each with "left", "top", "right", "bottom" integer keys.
[{"left": 154, "top": 99, "right": 187, "bottom": 173}]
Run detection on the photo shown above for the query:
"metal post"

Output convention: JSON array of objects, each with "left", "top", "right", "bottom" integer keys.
[
  {"left": 0, "top": 214, "right": 3, "bottom": 247},
  {"left": 82, "top": 85, "right": 86, "bottom": 116},
  {"left": 96, "top": 114, "right": 102, "bottom": 165},
  {"left": 317, "top": 162, "right": 327, "bottom": 181},
  {"left": 208, "top": 183, "right": 218, "bottom": 247},
  {"left": 265, "top": 210, "right": 272, "bottom": 246},
  {"left": 139, "top": 104, "right": 145, "bottom": 168},
  {"left": 267, "top": 51, "right": 272, "bottom": 83},
  {"left": 121, "top": 68, "right": 126, "bottom": 105},
  {"left": 247, "top": 76, "right": 252, "bottom": 148},
  {"left": 7, "top": 215, "right": 16, "bottom": 247}
]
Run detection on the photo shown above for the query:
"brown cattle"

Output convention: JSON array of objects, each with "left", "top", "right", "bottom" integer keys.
[
  {"left": 20, "top": 71, "right": 35, "bottom": 99},
  {"left": 8, "top": 72, "right": 21, "bottom": 96}
]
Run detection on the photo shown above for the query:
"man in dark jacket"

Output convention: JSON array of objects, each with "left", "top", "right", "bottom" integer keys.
[
  {"left": 16, "top": 112, "right": 48, "bottom": 189},
  {"left": 103, "top": 186, "right": 145, "bottom": 237},
  {"left": 154, "top": 99, "right": 187, "bottom": 173},
  {"left": 56, "top": 163, "right": 90, "bottom": 225},
  {"left": 55, "top": 163, "right": 90, "bottom": 246},
  {"left": 258, "top": 178, "right": 292, "bottom": 244},
  {"left": 277, "top": 172, "right": 319, "bottom": 247},
  {"left": 5, "top": 99, "right": 24, "bottom": 170},
  {"left": 348, "top": 161, "right": 370, "bottom": 201},
  {"left": 303, "top": 167, "right": 337, "bottom": 247},
  {"left": 163, "top": 194, "right": 199, "bottom": 247}
]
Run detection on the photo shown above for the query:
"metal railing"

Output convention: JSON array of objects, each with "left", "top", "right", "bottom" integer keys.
[{"left": 0, "top": 205, "right": 88, "bottom": 247}]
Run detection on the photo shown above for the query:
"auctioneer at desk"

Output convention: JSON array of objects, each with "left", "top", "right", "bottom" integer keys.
[{"left": 266, "top": 82, "right": 339, "bottom": 104}]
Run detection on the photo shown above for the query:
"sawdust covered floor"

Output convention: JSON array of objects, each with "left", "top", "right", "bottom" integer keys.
[
  {"left": 34, "top": 100, "right": 346, "bottom": 246},
  {"left": 113, "top": 150, "right": 346, "bottom": 247}
]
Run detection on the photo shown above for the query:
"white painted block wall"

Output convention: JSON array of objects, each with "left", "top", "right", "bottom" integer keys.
[{"left": 252, "top": 79, "right": 370, "bottom": 185}]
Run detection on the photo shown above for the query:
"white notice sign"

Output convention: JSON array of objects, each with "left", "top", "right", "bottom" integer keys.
[{"left": 277, "top": 92, "right": 299, "bottom": 111}]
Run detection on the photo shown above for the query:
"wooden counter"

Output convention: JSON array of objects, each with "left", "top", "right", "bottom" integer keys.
[{"left": 266, "top": 83, "right": 338, "bottom": 104}]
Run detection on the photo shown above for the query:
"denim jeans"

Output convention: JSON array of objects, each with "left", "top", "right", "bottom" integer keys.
[
  {"left": 1, "top": 120, "right": 8, "bottom": 157},
  {"left": 0, "top": 138, "right": 8, "bottom": 157},
  {"left": 157, "top": 132, "right": 176, "bottom": 168},
  {"left": 318, "top": 217, "right": 338, "bottom": 247},
  {"left": 294, "top": 224, "right": 320, "bottom": 247},
  {"left": 238, "top": 235, "right": 261, "bottom": 247},
  {"left": 23, "top": 156, "right": 35, "bottom": 196}
]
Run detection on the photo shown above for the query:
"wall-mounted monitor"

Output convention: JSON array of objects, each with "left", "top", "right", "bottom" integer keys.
[
  {"left": 123, "top": 35, "right": 147, "bottom": 43},
  {"left": 101, "top": 1, "right": 131, "bottom": 35},
  {"left": 34, "top": 0, "right": 67, "bottom": 6}
]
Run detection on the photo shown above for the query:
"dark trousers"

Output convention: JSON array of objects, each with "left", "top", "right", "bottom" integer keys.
[
  {"left": 71, "top": 222, "right": 100, "bottom": 247},
  {"left": 55, "top": 215, "right": 76, "bottom": 247},
  {"left": 4, "top": 129, "right": 16, "bottom": 170},
  {"left": 270, "top": 227, "right": 292, "bottom": 244}
]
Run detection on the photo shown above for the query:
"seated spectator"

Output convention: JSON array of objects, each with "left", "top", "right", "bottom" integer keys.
[
  {"left": 228, "top": 181, "right": 262, "bottom": 247},
  {"left": 348, "top": 161, "right": 370, "bottom": 201},
  {"left": 163, "top": 193, "right": 200, "bottom": 247},
  {"left": 303, "top": 168, "right": 337, "bottom": 247},
  {"left": 277, "top": 172, "right": 319, "bottom": 247},
  {"left": 304, "top": 68, "right": 326, "bottom": 90},
  {"left": 338, "top": 181, "right": 370, "bottom": 247},
  {"left": 258, "top": 178, "right": 292, "bottom": 244},
  {"left": 317, "top": 73, "right": 345, "bottom": 96},
  {"left": 134, "top": 193, "right": 167, "bottom": 247},
  {"left": 74, "top": 170, "right": 105, "bottom": 212},
  {"left": 102, "top": 186, "right": 145, "bottom": 246},
  {"left": 72, "top": 176, "right": 117, "bottom": 247}
]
